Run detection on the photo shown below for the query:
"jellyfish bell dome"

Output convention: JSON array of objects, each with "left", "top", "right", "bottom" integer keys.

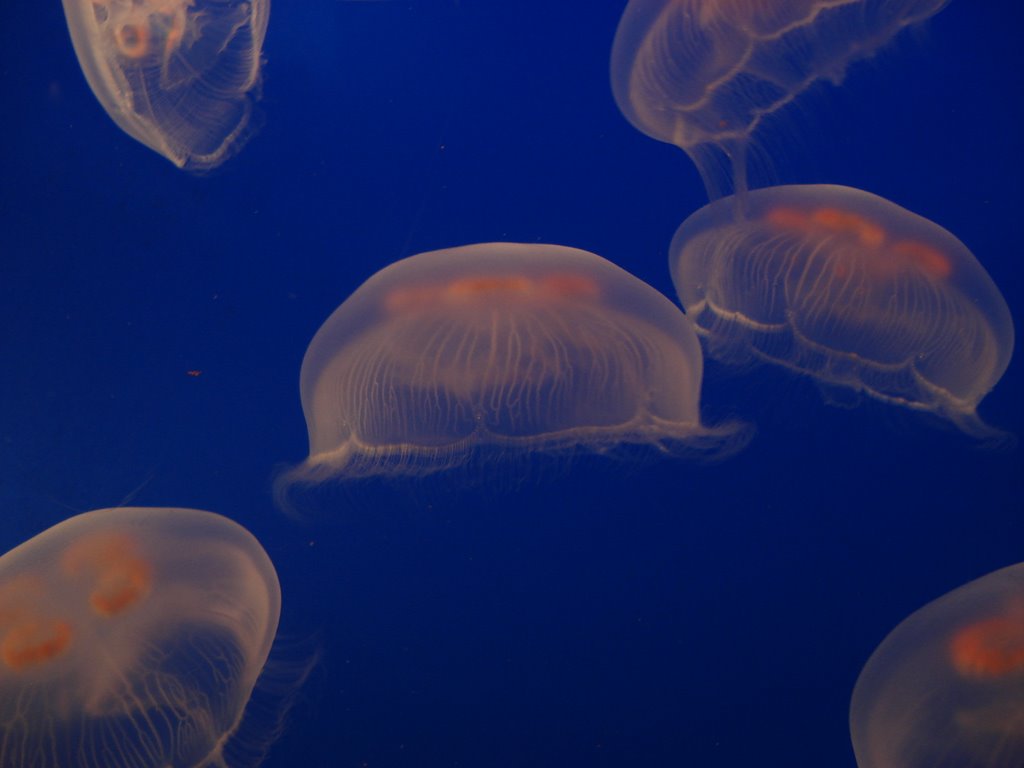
[
  {"left": 850, "top": 562, "right": 1024, "bottom": 768},
  {"left": 278, "top": 242, "right": 743, "bottom": 499},
  {"left": 60, "top": 0, "right": 270, "bottom": 170},
  {"left": 669, "top": 184, "right": 1014, "bottom": 437},
  {"left": 0, "top": 506, "right": 281, "bottom": 768},
  {"left": 610, "top": 0, "right": 951, "bottom": 197}
]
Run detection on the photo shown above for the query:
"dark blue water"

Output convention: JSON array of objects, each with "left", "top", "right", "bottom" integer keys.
[{"left": 0, "top": 2, "right": 1021, "bottom": 766}]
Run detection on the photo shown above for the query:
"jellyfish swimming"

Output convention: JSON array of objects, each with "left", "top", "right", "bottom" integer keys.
[
  {"left": 610, "top": 0, "right": 950, "bottom": 198},
  {"left": 0, "top": 506, "right": 281, "bottom": 767},
  {"left": 277, "top": 242, "right": 739, "bottom": 493},
  {"left": 669, "top": 184, "right": 1014, "bottom": 436},
  {"left": 61, "top": 0, "right": 270, "bottom": 170},
  {"left": 850, "top": 562, "right": 1024, "bottom": 768}
]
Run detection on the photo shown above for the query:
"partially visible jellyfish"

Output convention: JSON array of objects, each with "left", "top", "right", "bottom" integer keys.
[
  {"left": 610, "top": 0, "right": 950, "bottom": 198},
  {"left": 0, "top": 507, "right": 281, "bottom": 767},
  {"left": 277, "top": 242, "right": 740, "bottom": 496},
  {"left": 669, "top": 184, "right": 1014, "bottom": 436},
  {"left": 61, "top": 0, "right": 270, "bottom": 170},
  {"left": 850, "top": 562, "right": 1024, "bottom": 768}
]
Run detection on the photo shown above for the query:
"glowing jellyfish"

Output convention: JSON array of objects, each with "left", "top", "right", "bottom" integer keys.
[
  {"left": 278, "top": 242, "right": 737, "bottom": 492},
  {"left": 61, "top": 0, "right": 270, "bottom": 170},
  {"left": 669, "top": 184, "right": 1014, "bottom": 436},
  {"left": 0, "top": 507, "right": 281, "bottom": 767},
  {"left": 850, "top": 562, "right": 1024, "bottom": 768},
  {"left": 610, "top": 0, "right": 950, "bottom": 197}
]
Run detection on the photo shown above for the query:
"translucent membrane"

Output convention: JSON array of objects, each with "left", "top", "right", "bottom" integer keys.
[
  {"left": 0, "top": 507, "right": 280, "bottom": 768},
  {"left": 670, "top": 184, "right": 1014, "bottom": 436},
  {"left": 610, "top": 0, "right": 950, "bottom": 197},
  {"left": 850, "top": 562, "right": 1024, "bottom": 768},
  {"left": 280, "top": 242, "right": 739, "bottom": 490},
  {"left": 61, "top": 0, "right": 270, "bottom": 170}
]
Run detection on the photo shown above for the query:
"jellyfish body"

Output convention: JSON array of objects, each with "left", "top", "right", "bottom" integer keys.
[
  {"left": 669, "top": 184, "right": 1014, "bottom": 435},
  {"left": 850, "top": 562, "right": 1024, "bottom": 767},
  {"left": 61, "top": 0, "right": 270, "bottom": 170},
  {"left": 0, "top": 507, "right": 281, "bottom": 768},
  {"left": 610, "top": 0, "right": 950, "bottom": 197},
  {"left": 280, "top": 242, "right": 734, "bottom": 488}
]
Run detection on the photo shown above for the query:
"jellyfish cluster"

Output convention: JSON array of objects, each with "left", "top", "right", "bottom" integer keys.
[
  {"left": 612, "top": 0, "right": 1013, "bottom": 439},
  {"left": 609, "top": 0, "right": 1019, "bottom": 765},
  {"left": 0, "top": 0, "right": 1013, "bottom": 766}
]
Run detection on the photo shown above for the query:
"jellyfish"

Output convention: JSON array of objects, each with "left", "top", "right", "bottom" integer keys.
[
  {"left": 0, "top": 507, "right": 281, "bottom": 767},
  {"left": 610, "top": 0, "right": 950, "bottom": 198},
  {"left": 850, "top": 562, "right": 1024, "bottom": 768},
  {"left": 669, "top": 184, "right": 1014, "bottom": 436},
  {"left": 277, "top": 242, "right": 739, "bottom": 494},
  {"left": 61, "top": 0, "right": 270, "bottom": 170}
]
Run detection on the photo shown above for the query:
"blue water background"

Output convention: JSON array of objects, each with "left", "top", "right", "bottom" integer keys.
[{"left": 0, "top": 1, "right": 1022, "bottom": 766}]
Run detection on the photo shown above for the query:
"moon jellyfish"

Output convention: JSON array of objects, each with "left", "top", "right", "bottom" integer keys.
[
  {"left": 610, "top": 0, "right": 950, "bottom": 197},
  {"left": 669, "top": 184, "right": 1014, "bottom": 436},
  {"left": 61, "top": 0, "right": 270, "bottom": 170},
  {"left": 0, "top": 507, "right": 281, "bottom": 767},
  {"left": 278, "top": 242, "right": 739, "bottom": 494},
  {"left": 850, "top": 562, "right": 1024, "bottom": 768}
]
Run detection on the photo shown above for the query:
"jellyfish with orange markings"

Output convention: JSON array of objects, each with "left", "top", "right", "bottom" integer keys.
[
  {"left": 61, "top": 0, "right": 270, "bottom": 170},
  {"left": 0, "top": 507, "right": 282, "bottom": 767},
  {"left": 669, "top": 184, "right": 1014, "bottom": 436},
  {"left": 610, "top": 0, "right": 950, "bottom": 199},
  {"left": 850, "top": 562, "right": 1024, "bottom": 768},
  {"left": 275, "top": 242, "right": 743, "bottom": 501}
]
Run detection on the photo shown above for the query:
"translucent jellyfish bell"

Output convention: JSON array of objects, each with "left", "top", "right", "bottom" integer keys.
[
  {"left": 669, "top": 184, "right": 1014, "bottom": 436},
  {"left": 850, "top": 562, "right": 1024, "bottom": 768},
  {"left": 0, "top": 507, "right": 281, "bottom": 767},
  {"left": 278, "top": 242, "right": 740, "bottom": 495},
  {"left": 610, "top": 0, "right": 950, "bottom": 198},
  {"left": 61, "top": 0, "right": 270, "bottom": 170}
]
